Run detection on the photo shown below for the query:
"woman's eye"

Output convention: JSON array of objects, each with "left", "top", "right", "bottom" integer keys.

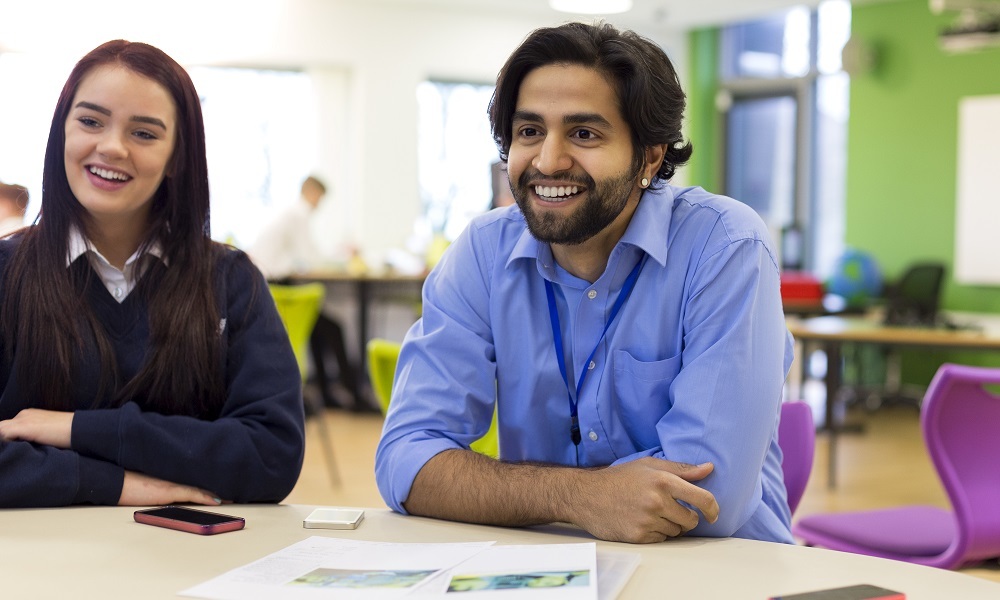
[
  {"left": 78, "top": 116, "right": 100, "bottom": 128},
  {"left": 133, "top": 130, "right": 157, "bottom": 141}
]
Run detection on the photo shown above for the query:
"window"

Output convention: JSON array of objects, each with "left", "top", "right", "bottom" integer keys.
[
  {"left": 0, "top": 52, "right": 76, "bottom": 222},
  {"left": 0, "top": 57, "right": 323, "bottom": 249},
  {"left": 188, "top": 67, "right": 320, "bottom": 247},
  {"left": 718, "top": 0, "right": 851, "bottom": 277},
  {"left": 415, "top": 80, "right": 497, "bottom": 244}
]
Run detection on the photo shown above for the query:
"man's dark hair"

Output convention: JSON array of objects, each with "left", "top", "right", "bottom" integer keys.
[{"left": 488, "top": 21, "right": 693, "bottom": 183}]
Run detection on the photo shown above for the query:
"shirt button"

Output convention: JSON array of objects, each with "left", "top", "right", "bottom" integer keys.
[
  {"left": 588, "top": 361, "right": 596, "bottom": 370},
  {"left": 114, "top": 287, "right": 123, "bottom": 299},
  {"left": 587, "top": 289, "right": 597, "bottom": 300},
  {"left": 588, "top": 430, "right": 599, "bottom": 442}
]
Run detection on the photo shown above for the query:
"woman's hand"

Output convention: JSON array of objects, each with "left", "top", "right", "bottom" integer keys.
[
  {"left": 0, "top": 408, "right": 74, "bottom": 448},
  {"left": 119, "top": 471, "right": 222, "bottom": 506}
]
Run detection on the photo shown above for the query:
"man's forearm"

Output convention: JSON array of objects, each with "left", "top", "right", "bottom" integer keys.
[
  {"left": 403, "top": 448, "right": 585, "bottom": 527},
  {"left": 403, "top": 450, "right": 720, "bottom": 544}
]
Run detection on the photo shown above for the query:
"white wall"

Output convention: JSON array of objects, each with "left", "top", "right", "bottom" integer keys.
[{"left": 0, "top": 0, "right": 686, "bottom": 266}]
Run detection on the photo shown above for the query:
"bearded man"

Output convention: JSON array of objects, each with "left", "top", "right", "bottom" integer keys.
[{"left": 375, "top": 22, "right": 794, "bottom": 545}]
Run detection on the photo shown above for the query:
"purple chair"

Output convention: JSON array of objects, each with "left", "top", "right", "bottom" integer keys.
[
  {"left": 792, "top": 363, "right": 1000, "bottom": 569},
  {"left": 779, "top": 400, "right": 816, "bottom": 516}
]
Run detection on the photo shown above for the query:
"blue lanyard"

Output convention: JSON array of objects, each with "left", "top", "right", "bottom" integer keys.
[{"left": 544, "top": 255, "right": 646, "bottom": 446}]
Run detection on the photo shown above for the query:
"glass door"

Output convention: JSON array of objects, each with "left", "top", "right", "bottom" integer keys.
[{"left": 719, "top": 82, "right": 812, "bottom": 271}]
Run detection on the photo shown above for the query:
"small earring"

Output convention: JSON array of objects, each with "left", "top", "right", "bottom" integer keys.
[{"left": 640, "top": 177, "right": 649, "bottom": 188}]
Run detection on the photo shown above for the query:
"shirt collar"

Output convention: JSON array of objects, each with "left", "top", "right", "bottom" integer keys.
[
  {"left": 66, "top": 225, "right": 166, "bottom": 268},
  {"left": 506, "top": 184, "right": 675, "bottom": 275}
]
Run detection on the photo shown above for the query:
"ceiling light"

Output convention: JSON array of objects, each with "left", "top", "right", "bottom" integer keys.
[{"left": 549, "top": 0, "right": 634, "bottom": 15}]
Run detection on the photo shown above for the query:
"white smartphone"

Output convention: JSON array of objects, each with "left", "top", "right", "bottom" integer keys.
[{"left": 303, "top": 507, "right": 365, "bottom": 530}]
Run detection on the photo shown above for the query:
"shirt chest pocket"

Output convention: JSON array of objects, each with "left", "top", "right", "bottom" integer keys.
[{"left": 611, "top": 350, "right": 682, "bottom": 451}]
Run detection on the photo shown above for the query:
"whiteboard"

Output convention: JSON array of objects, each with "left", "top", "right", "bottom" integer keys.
[{"left": 955, "top": 95, "right": 1000, "bottom": 285}]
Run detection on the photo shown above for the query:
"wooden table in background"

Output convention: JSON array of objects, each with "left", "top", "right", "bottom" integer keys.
[
  {"left": 786, "top": 315, "right": 1000, "bottom": 487},
  {"left": 293, "top": 270, "right": 425, "bottom": 374}
]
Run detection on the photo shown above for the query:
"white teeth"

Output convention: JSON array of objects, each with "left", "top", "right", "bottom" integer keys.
[
  {"left": 534, "top": 185, "right": 580, "bottom": 199},
  {"left": 89, "top": 166, "right": 129, "bottom": 181}
]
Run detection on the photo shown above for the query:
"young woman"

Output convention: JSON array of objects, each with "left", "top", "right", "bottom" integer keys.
[{"left": 0, "top": 40, "right": 305, "bottom": 507}]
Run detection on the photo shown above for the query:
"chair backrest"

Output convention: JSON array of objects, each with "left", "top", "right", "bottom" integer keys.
[
  {"left": 921, "top": 363, "right": 1000, "bottom": 566},
  {"left": 269, "top": 283, "right": 325, "bottom": 378},
  {"left": 883, "top": 262, "right": 945, "bottom": 326},
  {"left": 778, "top": 401, "right": 816, "bottom": 516},
  {"left": 366, "top": 338, "right": 402, "bottom": 415},
  {"left": 366, "top": 337, "right": 499, "bottom": 458}
]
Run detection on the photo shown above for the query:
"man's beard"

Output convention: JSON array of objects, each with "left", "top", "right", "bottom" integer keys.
[{"left": 512, "top": 164, "right": 640, "bottom": 246}]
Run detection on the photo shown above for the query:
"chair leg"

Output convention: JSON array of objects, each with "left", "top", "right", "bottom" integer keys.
[
  {"left": 304, "top": 389, "right": 340, "bottom": 486},
  {"left": 870, "top": 349, "right": 923, "bottom": 411}
]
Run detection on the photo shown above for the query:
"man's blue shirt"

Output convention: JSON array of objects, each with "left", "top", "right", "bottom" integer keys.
[{"left": 375, "top": 184, "right": 795, "bottom": 543}]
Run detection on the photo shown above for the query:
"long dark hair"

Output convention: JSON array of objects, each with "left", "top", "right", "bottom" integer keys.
[
  {"left": 0, "top": 40, "right": 224, "bottom": 417},
  {"left": 489, "top": 21, "right": 693, "bottom": 183}
]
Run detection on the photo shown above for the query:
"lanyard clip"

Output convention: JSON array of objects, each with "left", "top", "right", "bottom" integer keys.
[{"left": 570, "top": 415, "right": 581, "bottom": 446}]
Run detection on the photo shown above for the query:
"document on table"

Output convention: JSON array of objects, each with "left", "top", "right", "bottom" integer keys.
[
  {"left": 596, "top": 550, "right": 642, "bottom": 600},
  {"left": 179, "top": 537, "right": 493, "bottom": 600},
  {"left": 422, "top": 543, "right": 599, "bottom": 599},
  {"left": 181, "top": 537, "right": 633, "bottom": 600}
]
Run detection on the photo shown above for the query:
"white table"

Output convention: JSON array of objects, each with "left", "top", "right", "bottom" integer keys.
[{"left": 3, "top": 505, "right": 998, "bottom": 599}]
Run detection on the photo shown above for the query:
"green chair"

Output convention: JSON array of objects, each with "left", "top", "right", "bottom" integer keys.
[
  {"left": 270, "top": 283, "right": 339, "bottom": 484},
  {"left": 366, "top": 338, "right": 499, "bottom": 458}
]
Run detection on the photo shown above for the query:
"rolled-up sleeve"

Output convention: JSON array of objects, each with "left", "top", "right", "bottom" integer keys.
[{"left": 375, "top": 226, "right": 500, "bottom": 513}]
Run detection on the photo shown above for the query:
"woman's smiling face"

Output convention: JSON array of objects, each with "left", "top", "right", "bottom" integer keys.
[{"left": 63, "top": 64, "right": 176, "bottom": 229}]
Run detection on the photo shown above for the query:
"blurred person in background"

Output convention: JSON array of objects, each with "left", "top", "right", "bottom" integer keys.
[
  {"left": 0, "top": 181, "right": 28, "bottom": 237},
  {"left": 249, "top": 175, "right": 368, "bottom": 411}
]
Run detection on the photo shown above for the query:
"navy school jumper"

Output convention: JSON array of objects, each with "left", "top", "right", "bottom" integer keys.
[{"left": 0, "top": 237, "right": 305, "bottom": 507}]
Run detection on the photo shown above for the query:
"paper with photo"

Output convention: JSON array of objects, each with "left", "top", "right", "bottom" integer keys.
[
  {"left": 418, "top": 543, "right": 598, "bottom": 599},
  {"left": 595, "top": 551, "right": 641, "bottom": 600},
  {"left": 180, "top": 536, "right": 494, "bottom": 600}
]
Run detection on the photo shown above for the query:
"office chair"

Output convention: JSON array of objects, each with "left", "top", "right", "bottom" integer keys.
[
  {"left": 270, "top": 283, "right": 339, "bottom": 485},
  {"left": 866, "top": 262, "right": 947, "bottom": 410},
  {"left": 366, "top": 338, "right": 499, "bottom": 458},
  {"left": 778, "top": 401, "right": 816, "bottom": 517},
  {"left": 792, "top": 363, "right": 1000, "bottom": 569},
  {"left": 366, "top": 338, "right": 401, "bottom": 416},
  {"left": 882, "top": 262, "right": 946, "bottom": 327}
]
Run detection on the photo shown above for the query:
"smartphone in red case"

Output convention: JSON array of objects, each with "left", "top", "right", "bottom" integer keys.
[{"left": 134, "top": 506, "right": 245, "bottom": 535}]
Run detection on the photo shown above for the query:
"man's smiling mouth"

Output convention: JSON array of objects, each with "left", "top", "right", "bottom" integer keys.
[{"left": 535, "top": 185, "right": 581, "bottom": 200}]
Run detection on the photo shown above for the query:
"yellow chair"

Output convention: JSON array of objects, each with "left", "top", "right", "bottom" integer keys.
[
  {"left": 366, "top": 338, "right": 498, "bottom": 458},
  {"left": 270, "top": 283, "right": 339, "bottom": 484}
]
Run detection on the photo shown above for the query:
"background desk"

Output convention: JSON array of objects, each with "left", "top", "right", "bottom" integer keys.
[
  {"left": 3, "top": 505, "right": 999, "bottom": 599},
  {"left": 293, "top": 270, "right": 425, "bottom": 377},
  {"left": 786, "top": 315, "right": 1000, "bottom": 487}
]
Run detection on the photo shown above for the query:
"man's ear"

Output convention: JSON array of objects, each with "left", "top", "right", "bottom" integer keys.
[{"left": 644, "top": 144, "right": 668, "bottom": 180}]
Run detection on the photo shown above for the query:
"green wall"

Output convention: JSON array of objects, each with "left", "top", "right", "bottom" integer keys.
[
  {"left": 686, "top": 27, "right": 721, "bottom": 193},
  {"left": 688, "top": 1, "right": 1000, "bottom": 382},
  {"left": 850, "top": 0, "right": 1000, "bottom": 379},
  {"left": 849, "top": 0, "right": 1000, "bottom": 313}
]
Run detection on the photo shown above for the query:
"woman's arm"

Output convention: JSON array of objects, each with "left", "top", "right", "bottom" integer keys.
[{"left": 0, "top": 411, "right": 218, "bottom": 506}]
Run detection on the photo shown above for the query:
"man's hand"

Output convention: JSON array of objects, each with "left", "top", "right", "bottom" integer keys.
[
  {"left": 119, "top": 471, "right": 222, "bottom": 506},
  {"left": 570, "top": 457, "right": 719, "bottom": 543},
  {"left": 0, "top": 408, "right": 74, "bottom": 449}
]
